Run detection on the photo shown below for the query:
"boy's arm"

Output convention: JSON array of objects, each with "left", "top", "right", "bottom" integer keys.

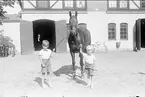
[
  {"left": 80, "top": 44, "right": 85, "bottom": 56},
  {"left": 93, "top": 56, "right": 97, "bottom": 71},
  {"left": 92, "top": 60, "right": 96, "bottom": 70},
  {"left": 50, "top": 48, "right": 55, "bottom": 58},
  {"left": 39, "top": 56, "right": 45, "bottom": 67},
  {"left": 38, "top": 51, "right": 45, "bottom": 67}
]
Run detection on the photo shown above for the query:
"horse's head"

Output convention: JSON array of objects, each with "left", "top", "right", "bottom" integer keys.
[
  {"left": 68, "top": 11, "right": 81, "bottom": 50},
  {"left": 69, "top": 11, "right": 78, "bottom": 35}
]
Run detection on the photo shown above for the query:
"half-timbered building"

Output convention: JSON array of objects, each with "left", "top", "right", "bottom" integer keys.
[{"left": 3, "top": 0, "right": 145, "bottom": 54}]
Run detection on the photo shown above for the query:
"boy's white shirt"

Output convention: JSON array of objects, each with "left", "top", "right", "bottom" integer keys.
[
  {"left": 39, "top": 49, "right": 52, "bottom": 59},
  {"left": 82, "top": 53, "right": 96, "bottom": 64}
]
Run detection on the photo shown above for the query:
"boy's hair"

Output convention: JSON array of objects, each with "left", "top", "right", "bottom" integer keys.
[
  {"left": 86, "top": 45, "right": 93, "bottom": 51},
  {"left": 42, "top": 40, "right": 49, "bottom": 47}
]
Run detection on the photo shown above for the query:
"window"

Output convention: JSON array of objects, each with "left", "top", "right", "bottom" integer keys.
[
  {"left": 76, "top": 0, "right": 86, "bottom": 8},
  {"left": 108, "top": 23, "right": 116, "bottom": 40},
  {"left": 36, "top": 0, "right": 50, "bottom": 8},
  {"left": 141, "top": 0, "right": 145, "bottom": 8},
  {"left": 120, "top": 23, "right": 128, "bottom": 40},
  {"left": 108, "top": 0, "right": 129, "bottom": 10},
  {"left": 63, "top": 0, "right": 74, "bottom": 8},
  {"left": 108, "top": 0, "right": 117, "bottom": 8},
  {"left": 63, "top": 0, "right": 86, "bottom": 10},
  {"left": 119, "top": 0, "right": 128, "bottom": 8}
]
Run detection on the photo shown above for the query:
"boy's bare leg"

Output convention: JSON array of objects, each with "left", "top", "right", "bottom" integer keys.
[
  {"left": 47, "top": 63, "right": 53, "bottom": 88},
  {"left": 47, "top": 75, "right": 52, "bottom": 88},
  {"left": 42, "top": 67, "right": 49, "bottom": 88},
  {"left": 86, "top": 72, "right": 90, "bottom": 87},
  {"left": 41, "top": 74, "right": 47, "bottom": 88},
  {"left": 48, "top": 60, "right": 53, "bottom": 77},
  {"left": 86, "top": 69, "right": 93, "bottom": 88},
  {"left": 90, "top": 76, "right": 93, "bottom": 88}
]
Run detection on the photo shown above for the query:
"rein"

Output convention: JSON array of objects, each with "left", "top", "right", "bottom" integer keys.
[
  {"left": 55, "top": 27, "right": 70, "bottom": 48},
  {"left": 55, "top": 23, "right": 78, "bottom": 50}
]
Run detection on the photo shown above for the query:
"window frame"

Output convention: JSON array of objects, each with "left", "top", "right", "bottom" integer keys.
[
  {"left": 140, "top": 0, "right": 145, "bottom": 9},
  {"left": 108, "top": 23, "right": 116, "bottom": 40},
  {"left": 107, "top": 0, "right": 129, "bottom": 10},
  {"left": 120, "top": 23, "right": 128, "bottom": 40},
  {"left": 36, "top": 0, "right": 50, "bottom": 9},
  {"left": 62, "top": 0, "right": 87, "bottom": 10}
]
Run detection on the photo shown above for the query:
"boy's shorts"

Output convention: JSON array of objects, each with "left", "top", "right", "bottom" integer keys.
[
  {"left": 85, "top": 68, "right": 94, "bottom": 76},
  {"left": 41, "top": 59, "right": 52, "bottom": 75}
]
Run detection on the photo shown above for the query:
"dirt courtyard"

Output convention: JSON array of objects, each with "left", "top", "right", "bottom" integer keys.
[{"left": 0, "top": 51, "right": 145, "bottom": 97}]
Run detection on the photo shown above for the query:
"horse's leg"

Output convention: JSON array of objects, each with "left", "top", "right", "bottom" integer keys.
[
  {"left": 79, "top": 52, "right": 84, "bottom": 79},
  {"left": 71, "top": 52, "right": 76, "bottom": 79}
]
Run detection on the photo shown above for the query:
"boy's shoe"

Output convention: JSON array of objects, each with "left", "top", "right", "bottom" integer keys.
[
  {"left": 90, "top": 84, "right": 93, "bottom": 89},
  {"left": 42, "top": 84, "right": 48, "bottom": 88},
  {"left": 85, "top": 84, "right": 91, "bottom": 88},
  {"left": 48, "top": 84, "right": 52, "bottom": 88},
  {"left": 86, "top": 83, "right": 93, "bottom": 89},
  {"left": 47, "top": 80, "right": 52, "bottom": 88}
]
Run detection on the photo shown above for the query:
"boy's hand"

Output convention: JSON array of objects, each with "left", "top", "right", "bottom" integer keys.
[
  {"left": 41, "top": 63, "right": 45, "bottom": 67},
  {"left": 80, "top": 44, "right": 83, "bottom": 54},
  {"left": 80, "top": 44, "right": 82, "bottom": 48},
  {"left": 52, "top": 48, "right": 55, "bottom": 52}
]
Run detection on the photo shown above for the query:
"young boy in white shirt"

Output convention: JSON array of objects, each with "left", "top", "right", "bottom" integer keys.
[
  {"left": 80, "top": 44, "right": 96, "bottom": 88},
  {"left": 39, "top": 40, "right": 55, "bottom": 88}
]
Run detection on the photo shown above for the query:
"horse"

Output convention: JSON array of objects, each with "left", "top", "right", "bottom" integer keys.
[{"left": 68, "top": 11, "right": 91, "bottom": 79}]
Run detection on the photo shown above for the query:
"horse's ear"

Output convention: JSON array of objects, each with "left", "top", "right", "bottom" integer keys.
[
  {"left": 69, "top": 11, "right": 72, "bottom": 17},
  {"left": 75, "top": 11, "right": 78, "bottom": 18}
]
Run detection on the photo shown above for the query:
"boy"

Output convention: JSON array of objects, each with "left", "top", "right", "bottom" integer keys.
[
  {"left": 80, "top": 44, "right": 96, "bottom": 88},
  {"left": 39, "top": 40, "right": 55, "bottom": 88}
]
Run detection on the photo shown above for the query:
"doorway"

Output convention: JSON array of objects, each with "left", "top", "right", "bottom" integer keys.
[
  {"left": 141, "top": 19, "right": 145, "bottom": 48},
  {"left": 33, "top": 19, "right": 56, "bottom": 51}
]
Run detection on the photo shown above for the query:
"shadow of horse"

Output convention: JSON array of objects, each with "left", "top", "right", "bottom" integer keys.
[
  {"left": 53, "top": 64, "right": 80, "bottom": 77},
  {"left": 53, "top": 64, "right": 87, "bottom": 85}
]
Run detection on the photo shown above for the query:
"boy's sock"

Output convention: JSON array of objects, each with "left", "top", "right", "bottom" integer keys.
[
  {"left": 47, "top": 79, "right": 52, "bottom": 88},
  {"left": 41, "top": 77, "right": 47, "bottom": 88}
]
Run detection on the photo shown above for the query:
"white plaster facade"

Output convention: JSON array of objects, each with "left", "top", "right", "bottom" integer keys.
[
  {"left": 3, "top": 0, "right": 145, "bottom": 53},
  {"left": 3, "top": 22, "right": 21, "bottom": 53}
]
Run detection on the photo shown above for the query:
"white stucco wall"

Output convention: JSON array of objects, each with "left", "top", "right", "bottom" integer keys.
[
  {"left": 3, "top": 22, "right": 21, "bottom": 53},
  {"left": 3, "top": 1, "right": 145, "bottom": 53},
  {"left": 22, "top": 13, "right": 88, "bottom": 52},
  {"left": 21, "top": 10, "right": 145, "bottom": 52},
  {"left": 87, "top": 11, "right": 145, "bottom": 51}
]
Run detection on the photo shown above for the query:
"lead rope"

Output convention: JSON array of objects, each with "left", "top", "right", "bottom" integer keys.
[{"left": 54, "top": 25, "right": 70, "bottom": 51}]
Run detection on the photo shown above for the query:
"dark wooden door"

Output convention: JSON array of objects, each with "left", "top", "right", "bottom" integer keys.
[
  {"left": 20, "top": 20, "right": 34, "bottom": 54},
  {"left": 136, "top": 19, "right": 141, "bottom": 50},
  {"left": 55, "top": 20, "right": 67, "bottom": 53}
]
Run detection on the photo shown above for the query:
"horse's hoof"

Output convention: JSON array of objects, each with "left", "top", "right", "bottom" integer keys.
[
  {"left": 71, "top": 74, "right": 76, "bottom": 80},
  {"left": 80, "top": 75, "right": 85, "bottom": 79}
]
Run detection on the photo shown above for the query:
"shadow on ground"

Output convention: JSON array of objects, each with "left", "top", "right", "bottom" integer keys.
[
  {"left": 53, "top": 64, "right": 87, "bottom": 85},
  {"left": 53, "top": 64, "right": 80, "bottom": 76},
  {"left": 34, "top": 77, "right": 43, "bottom": 88},
  {"left": 34, "top": 77, "right": 52, "bottom": 88}
]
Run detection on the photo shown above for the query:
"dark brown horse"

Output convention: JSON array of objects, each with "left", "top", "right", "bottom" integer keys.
[{"left": 68, "top": 11, "right": 91, "bottom": 79}]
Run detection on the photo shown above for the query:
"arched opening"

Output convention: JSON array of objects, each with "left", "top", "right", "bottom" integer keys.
[{"left": 33, "top": 19, "right": 56, "bottom": 51}]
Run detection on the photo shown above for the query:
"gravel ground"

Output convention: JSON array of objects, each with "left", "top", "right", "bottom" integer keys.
[{"left": 0, "top": 51, "right": 145, "bottom": 97}]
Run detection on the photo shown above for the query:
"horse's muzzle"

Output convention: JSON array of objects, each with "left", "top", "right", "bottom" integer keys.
[{"left": 70, "top": 44, "right": 80, "bottom": 53}]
